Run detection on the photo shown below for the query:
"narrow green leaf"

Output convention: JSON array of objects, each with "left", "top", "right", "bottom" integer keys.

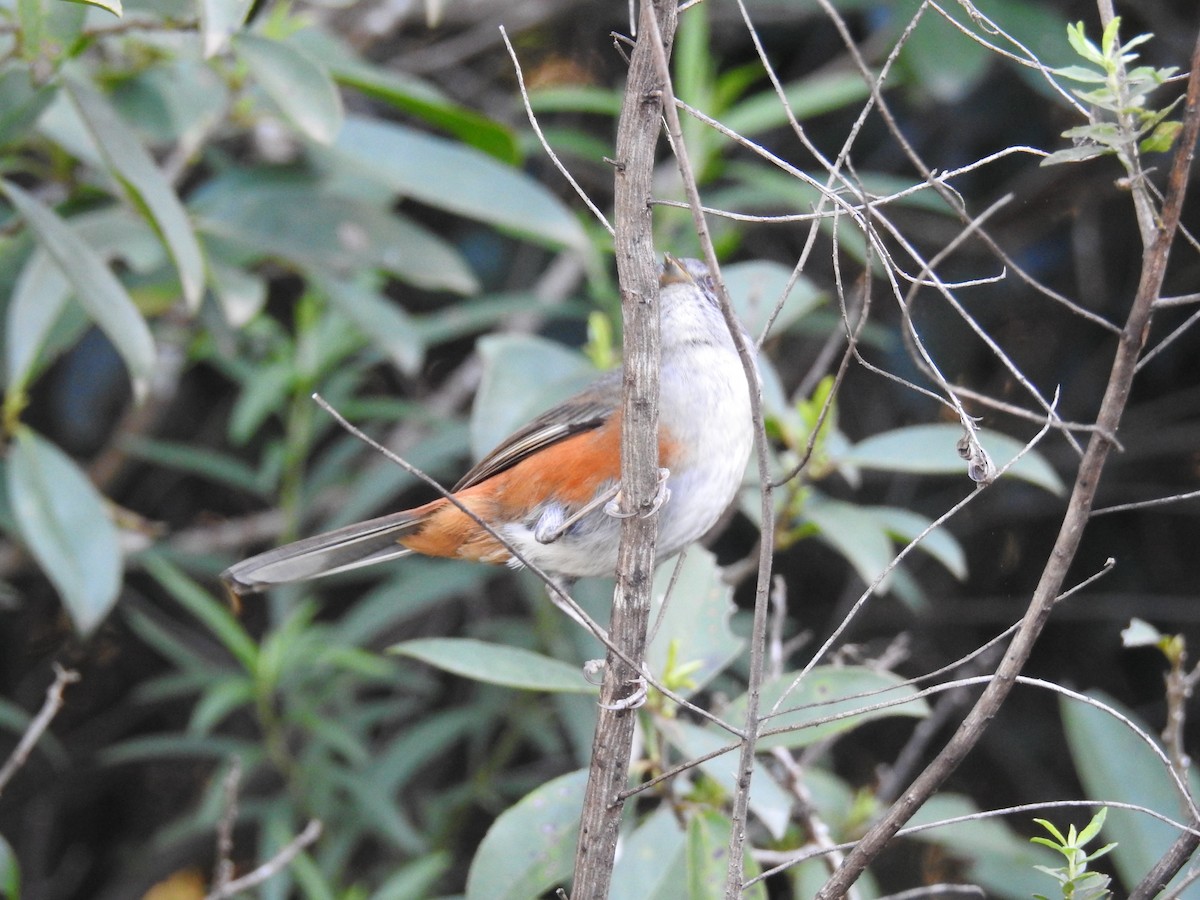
[
  {"left": 390, "top": 638, "right": 594, "bottom": 694},
  {"left": 65, "top": 75, "right": 205, "bottom": 310},
  {"left": 188, "top": 675, "right": 255, "bottom": 734},
  {"left": 465, "top": 769, "right": 585, "bottom": 900},
  {"left": 234, "top": 33, "right": 343, "bottom": 144},
  {"left": 321, "top": 277, "right": 424, "bottom": 376},
  {"left": 197, "top": 0, "right": 254, "bottom": 57},
  {"left": 724, "top": 71, "right": 873, "bottom": 137},
  {"left": 290, "top": 26, "right": 519, "bottom": 164},
  {"left": 8, "top": 428, "right": 122, "bottom": 636},
  {"left": 0, "top": 70, "right": 57, "bottom": 147},
  {"left": 122, "top": 436, "right": 268, "bottom": 495},
  {"left": 0, "top": 180, "right": 155, "bottom": 401},
  {"left": 371, "top": 853, "right": 451, "bottom": 900},
  {"left": 331, "top": 116, "right": 588, "bottom": 251},
  {"left": 840, "top": 424, "right": 1065, "bottom": 494},
  {"left": 17, "top": 0, "right": 44, "bottom": 61},
  {"left": 140, "top": 553, "right": 259, "bottom": 671},
  {"left": 6, "top": 206, "right": 164, "bottom": 396},
  {"left": 61, "top": 0, "right": 121, "bottom": 18},
  {"left": 0, "top": 832, "right": 18, "bottom": 900}
]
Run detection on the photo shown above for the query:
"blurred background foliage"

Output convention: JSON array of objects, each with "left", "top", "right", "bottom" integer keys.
[{"left": 1, "top": 0, "right": 1199, "bottom": 897}]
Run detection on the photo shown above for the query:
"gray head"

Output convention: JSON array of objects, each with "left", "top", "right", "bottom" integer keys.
[{"left": 658, "top": 256, "right": 745, "bottom": 352}]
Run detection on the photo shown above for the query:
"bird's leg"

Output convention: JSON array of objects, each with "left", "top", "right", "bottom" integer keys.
[
  {"left": 533, "top": 482, "right": 622, "bottom": 544},
  {"left": 604, "top": 466, "right": 671, "bottom": 518}
]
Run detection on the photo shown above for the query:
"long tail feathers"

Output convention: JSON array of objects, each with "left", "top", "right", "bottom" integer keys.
[{"left": 221, "top": 508, "right": 431, "bottom": 597}]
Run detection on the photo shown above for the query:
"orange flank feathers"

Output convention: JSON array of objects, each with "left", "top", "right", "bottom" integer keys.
[{"left": 399, "top": 417, "right": 679, "bottom": 563}]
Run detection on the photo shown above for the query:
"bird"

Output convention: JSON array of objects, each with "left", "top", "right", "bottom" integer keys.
[{"left": 221, "top": 256, "right": 754, "bottom": 597}]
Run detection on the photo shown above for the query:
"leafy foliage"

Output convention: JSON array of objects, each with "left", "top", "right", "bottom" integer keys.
[{"left": 0, "top": 1, "right": 1197, "bottom": 898}]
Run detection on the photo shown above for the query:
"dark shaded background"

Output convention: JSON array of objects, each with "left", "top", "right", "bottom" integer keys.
[{"left": 2, "top": 0, "right": 1199, "bottom": 896}]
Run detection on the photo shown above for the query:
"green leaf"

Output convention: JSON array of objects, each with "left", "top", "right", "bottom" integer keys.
[
  {"left": 645, "top": 548, "right": 743, "bottom": 697},
  {"left": 840, "top": 424, "right": 1065, "bottom": 494},
  {"left": 61, "top": 0, "right": 120, "bottom": 17},
  {"left": 0, "top": 70, "right": 57, "bottom": 147},
  {"left": 234, "top": 33, "right": 344, "bottom": 144},
  {"left": 123, "top": 436, "right": 267, "bottom": 495},
  {"left": 140, "top": 553, "right": 259, "bottom": 671},
  {"left": 529, "top": 85, "right": 623, "bottom": 116},
  {"left": 291, "top": 27, "right": 520, "bottom": 164},
  {"left": 804, "top": 497, "right": 895, "bottom": 590},
  {"left": 371, "top": 852, "right": 451, "bottom": 900},
  {"left": 16, "top": 0, "right": 44, "bottom": 61},
  {"left": 470, "top": 334, "right": 598, "bottom": 460},
  {"left": 1, "top": 180, "right": 156, "bottom": 401},
  {"left": 330, "top": 116, "right": 588, "bottom": 251},
  {"left": 657, "top": 719, "right": 796, "bottom": 840},
  {"left": 909, "top": 794, "right": 1056, "bottom": 900},
  {"left": 0, "top": 831, "right": 20, "bottom": 900},
  {"left": 320, "top": 277, "right": 424, "bottom": 376},
  {"left": 6, "top": 206, "right": 164, "bottom": 396},
  {"left": 390, "top": 638, "right": 594, "bottom": 693},
  {"left": 869, "top": 506, "right": 968, "bottom": 579},
  {"left": 188, "top": 675, "right": 255, "bottom": 734},
  {"left": 7, "top": 428, "right": 122, "bottom": 636},
  {"left": 727, "top": 666, "right": 928, "bottom": 751},
  {"left": 464, "top": 768, "right": 585, "bottom": 900},
  {"left": 609, "top": 806, "right": 687, "bottom": 900},
  {"left": 722, "top": 259, "right": 824, "bottom": 338},
  {"left": 1053, "top": 64, "right": 1109, "bottom": 84},
  {"left": 65, "top": 75, "right": 205, "bottom": 310},
  {"left": 724, "top": 71, "right": 873, "bottom": 136},
  {"left": 686, "top": 810, "right": 767, "bottom": 900},
  {"left": 191, "top": 174, "right": 477, "bottom": 293},
  {"left": 1061, "top": 690, "right": 1200, "bottom": 897},
  {"left": 208, "top": 258, "right": 267, "bottom": 327},
  {"left": 1141, "top": 119, "right": 1182, "bottom": 154},
  {"left": 198, "top": 0, "right": 254, "bottom": 56}
]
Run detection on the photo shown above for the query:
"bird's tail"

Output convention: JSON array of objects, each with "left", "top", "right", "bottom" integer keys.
[{"left": 221, "top": 507, "right": 434, "bottom": 597}]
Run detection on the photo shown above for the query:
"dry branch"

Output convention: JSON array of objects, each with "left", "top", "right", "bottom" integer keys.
[
  {"left": 570, "top": 1, "right": 677, "bottom": 896},
  {"left": 816, "top": 20, "right": 1200, "bottom": 896}
]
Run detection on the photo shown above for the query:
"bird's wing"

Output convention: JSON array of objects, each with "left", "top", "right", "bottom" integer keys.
[{"left": 453, "top": 370, "right": 621, "bottom": 491}]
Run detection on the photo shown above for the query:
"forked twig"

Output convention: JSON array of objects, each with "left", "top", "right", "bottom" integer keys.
[{"left": 0, "top": 663, "right": 78, "bottom": 799}]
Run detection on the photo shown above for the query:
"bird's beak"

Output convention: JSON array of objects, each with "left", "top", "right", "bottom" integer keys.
[{"left": 660, "top": 254, "right": 695, "bottom": 287}]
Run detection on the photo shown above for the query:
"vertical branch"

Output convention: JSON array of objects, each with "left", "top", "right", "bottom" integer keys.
[
  {"left": 570, "top": 1, "right": 677, "bottom": 897},
  {"left": 816, "top": 24, "right": 1200, "bottom": 899},
  {"left": 638, "top": 11, "right": 776, "bottom": 895}
]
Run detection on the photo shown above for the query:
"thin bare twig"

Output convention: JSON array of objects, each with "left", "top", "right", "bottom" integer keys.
[
  {"left": 818, "top": 14, "right": 1200, "bottom": 894},
  {"left": 211, "top": 758, "right": 242, "bottom": 895},
  {"left": 499, "top": 26, "right": 614, "bottom": 237},
  {"left": 640, "top": 9, "right": 777, "bottom": 895},
  {"left": 203, "top": 819, "right": 322, "bottom": 900},
  {"left": 0, "top": 663, "right": 79, "bottom": 799}
]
